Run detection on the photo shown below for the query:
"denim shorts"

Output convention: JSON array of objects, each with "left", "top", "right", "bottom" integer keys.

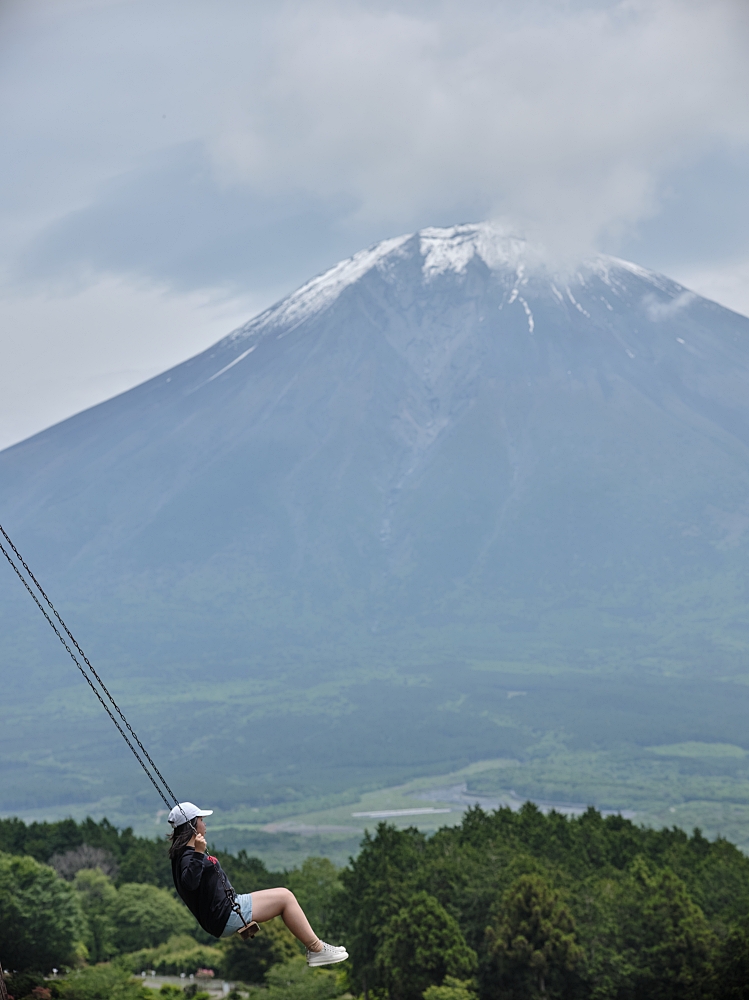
[{"left": 221, "top": 892, "right": 253, "bottom": 937}]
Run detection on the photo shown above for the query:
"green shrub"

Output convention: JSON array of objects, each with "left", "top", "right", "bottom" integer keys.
[
  {"left": 52, "top": 965, "right": 151, "bottom": 1000},
  {"left": 111, "top": 883, "right": 194, "bottom": 951},
  {"left": 422, "top": 978, "right": 479, "bottom": 1000},
  {"left": 115, "top": 934, "right": 223, "bottom": 976},
  {"left": 263, "top": 958, "right": 344, "bottom": 1000},
  {"left": 0, "top": 851, "right": 86, "bottom": 971},
  {"left": 221, "top": 916, "right": 299, "bottom": 982},
  {"left": 4, "top": 969, "right": 47, "bottom": 998},
  {"left": 182, "top": 986, "right": 211, "bottom": 1000},
  {"left": 27, "top": 987, "right": 53, "bottom": 1000}
]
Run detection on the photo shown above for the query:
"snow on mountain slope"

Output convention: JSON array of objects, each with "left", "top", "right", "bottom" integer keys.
[
  {"left": 201, "top": 223, "right": 703, "bottom": 389},
  {"left": 3, "top": 221, "right": 746, "bottom": 605},
  {"left": 3, "top": 221, "right": 747, "bottom": 598}
]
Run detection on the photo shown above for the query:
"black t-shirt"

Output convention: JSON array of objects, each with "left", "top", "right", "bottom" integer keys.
[{"left": 172, "top": 846, "right": 234, "bottom": 938}]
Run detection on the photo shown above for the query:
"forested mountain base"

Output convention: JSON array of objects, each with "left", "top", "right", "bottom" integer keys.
[
  {"left": 4, "top": 806, "right": 749, "bottom": 998},
  {"left": 337, "top": 805, "right": 749, "bottom": 999}
]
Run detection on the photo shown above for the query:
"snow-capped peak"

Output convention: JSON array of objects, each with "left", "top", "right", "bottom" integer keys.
[
  {"left": 420, "top": 223, "right": 528, "bottom": 278},
  {"left": 226, "top": 223, "right": 689, "bottom": 352},
  {"left": 229, "top": 224, "right": 536, "bottom": 345},
  {"left": 230, "top": 233, "right": 411, "bottom": 343}
]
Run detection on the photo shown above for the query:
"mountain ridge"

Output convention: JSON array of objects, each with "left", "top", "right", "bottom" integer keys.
[{"left": 2, "top": 223, "right": 749, "bottom": 832}]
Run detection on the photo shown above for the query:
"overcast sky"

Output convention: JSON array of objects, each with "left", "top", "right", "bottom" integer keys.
[{"left": 1, "top": 0, "right": 748, "bottom": 450}]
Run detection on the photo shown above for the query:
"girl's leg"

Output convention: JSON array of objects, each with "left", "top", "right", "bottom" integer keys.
[{"left": 250, "top": 888, "right": 323, "bottom": 951}]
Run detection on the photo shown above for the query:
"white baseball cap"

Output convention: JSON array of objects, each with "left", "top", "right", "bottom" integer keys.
[{"left": 168, "top": 801, "right": 213, "bottom": 827}]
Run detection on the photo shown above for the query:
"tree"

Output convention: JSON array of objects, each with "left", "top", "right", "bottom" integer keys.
[
  {"left": 289, "top": 856, "right": 339, "bottom": 893},
  {"left": 0, "top": 851, "right": 86, "bottom": 972},
  {"left": 485, "top": 873, "right": 582, "bottom": 999},
  {"left": 336, "top": 823, "right": 426, "bottom": 996},
  {"left": 620, "top": 859, "right": 716, "bottom": 1000},
  {"left": 286, "top": 857, "right": 341, "bottom": 941},
  {"left": 72, "top": 869, "right": 119, "bottom": 963},
  {"left": 714, "top": 925, "right": 749, "bottom": 999},
  {"left": 110, "top": 883, "right": 194, "bottom": 952},
  {"left": 0, "top": 819, "right": 83, "bottom": 865},
  {"left": 377, "top": 891, "right": 477, "bottom": 1000},
  {"left": 572, "top": 874, "right": 638, "bottom": 1000},
  {"left": 422, "top": 977, "right": 479, "bottom": 1000},
  {"left": 49, "top": 847, "right": 118, "bottom": 881},
  {"left": 214, "top": 850, "right": 277, "bottom": 896},
  {"left": 115, "top": 839, "right": 172, "bottom": 889}
]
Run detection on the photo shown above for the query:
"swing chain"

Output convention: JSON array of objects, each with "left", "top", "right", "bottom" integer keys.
[
  {"left": 0, "top": 532, "right": 173, "bottom": 810},
  {"left": 0, "top": 524, "right": 178, "bottom": 807},
  {"left": 0, "top": 525, "right": 258, "bottom": 942},
  {"left": 217, "top": 861, "right": 258, "bottom": 940}
]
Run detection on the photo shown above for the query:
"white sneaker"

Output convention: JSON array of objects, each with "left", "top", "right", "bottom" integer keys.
[{"left": 306, "top": 941, "right": 349, "bottom": 967}]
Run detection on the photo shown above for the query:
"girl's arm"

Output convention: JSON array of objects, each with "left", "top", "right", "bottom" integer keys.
[{"left": 180, "top": 848, "right": 208, "bottom": 890}]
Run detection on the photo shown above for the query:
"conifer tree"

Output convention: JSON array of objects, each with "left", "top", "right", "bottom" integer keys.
[
  {"left": 377, "top": 891, "right": 477, "bottom": 1000},
  {"left": 485, "top": 873, "right": 582, "bottom": 998},
  {"left": 621, "top": 859, "right": 716, "bottom": 999}
]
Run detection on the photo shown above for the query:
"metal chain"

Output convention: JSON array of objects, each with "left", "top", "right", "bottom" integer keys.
[
  {"left": 0, "top": 525, "right": 252, "bottom": 935},
  {"left": 217, "top": 862, "right": 245, "bottom": 923},
  {"left": 0, "top": 523, "right": 178, "bottom": 806},
  {"left": 0, "top": 533, "right": 173, "bottom": 810}
]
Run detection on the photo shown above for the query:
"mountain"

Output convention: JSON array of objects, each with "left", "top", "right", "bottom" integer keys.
[{"left": 3, "top": 223, "right": 749, "bottom": 832}]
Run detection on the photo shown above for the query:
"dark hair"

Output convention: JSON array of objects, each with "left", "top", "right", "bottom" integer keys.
[{"left": 168, "top": 820, "right": 195, "bottom": 860}]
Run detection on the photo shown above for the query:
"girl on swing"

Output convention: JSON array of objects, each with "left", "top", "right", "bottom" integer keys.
[{"left": 168, "top": 802, "right": 348, "bottom": 966}]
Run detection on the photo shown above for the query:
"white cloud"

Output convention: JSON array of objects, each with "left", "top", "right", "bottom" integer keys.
[
  {"left": 0, "top": 277, "right": 270, "bottom": 450},
  {"left": 672, "top": 258, "right": 749, "bottom": 320},
  {"left": 0, "top": 0, "right": 748, "bottom": 445},
  {"left": 3, "top": 0, "right": 749, "bottom": 266},
  {"left": 644, "top": 290, "right": 697, "bottom": 321},
  {"left": 207, "top": 0, "right": 749, "bottom": 254}
]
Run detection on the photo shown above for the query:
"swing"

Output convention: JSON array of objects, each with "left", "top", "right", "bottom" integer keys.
[{"left": 0, "top": 523, "right": 258, "bottom": 944}]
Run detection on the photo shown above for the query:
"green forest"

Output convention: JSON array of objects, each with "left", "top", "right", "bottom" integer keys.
[{"left": 3, "top": 806, "right": 749, "bottom": 1000}]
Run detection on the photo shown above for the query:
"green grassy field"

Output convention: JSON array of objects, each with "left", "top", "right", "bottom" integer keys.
[
  {"left": 10, "top": 738, "right": 746, "bottom": 871},
  {"left": 202, "top": 741, "right": 749, "bottom": 867},
  {"left": 6, "top": 590, "right": 749, "bottom": 872}
]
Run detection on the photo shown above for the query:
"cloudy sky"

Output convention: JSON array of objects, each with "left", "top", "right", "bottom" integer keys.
[{"left": 1, "top": 0, "right": 748, "bottom": 450}]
